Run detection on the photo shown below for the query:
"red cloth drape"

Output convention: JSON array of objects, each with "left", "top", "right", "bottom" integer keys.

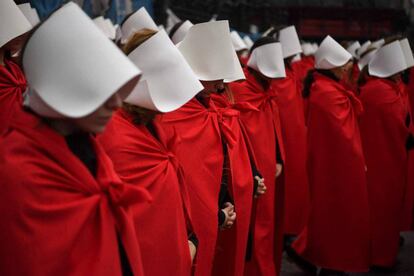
[
  {"left": 359, "top": 77, "right": 410, "bottom": 267},
  {"left": 272, "top": 68, "right": 309, "bottom": 235},
  {"left": 209, "top": 93, "right": 255, "bottom": 276},
  {"left": 98, "top": 110, "right": 193, "bottom": 275},
  {"left": 229, "top": 68, "right": 285, "bottom": 276},
  {"left": 291, "top": 56, "right": 314, "bottom": 93},
  {"left": 157, "top": 97, "right": 224, "bottom": 276},
  {"left": 0, "top": 109, "right": 149, "bottom": 276},
  {"left": 0, "top": 59, "right": 27, "bottom": 135},
  {"left": 292, "top": 72, "right": 370, "bottom": 272}
]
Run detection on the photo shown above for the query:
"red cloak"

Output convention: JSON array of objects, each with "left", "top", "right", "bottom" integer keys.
[
  {"left": 291, "top": 56, "right": 314, "bottom": 93},
  {"left": 98, "top": 110, "right": 193, "bottom": 276},
  {"left": 209, "top": 92, "right": 255, "bottom": 276},
  {"left": 157, "top": 97, "right": 224, "bottom": 276},
  {"left": 292, "top": 72, "right": 370, "bottom": 272},
  {"left": 359, "top": 77, "right": 410, "bottom": 267},
  {"left": 0, "top": 59, "right": 27, "bottom": 135},
  {"left": 229, "top": 68, "right": 285, "bottom": 276},
  {"left": 0, "top": 109, "right": 150, "bottom": 276},
  {"left": 272, "top": 68, "right": 310, "bottom": 235}
]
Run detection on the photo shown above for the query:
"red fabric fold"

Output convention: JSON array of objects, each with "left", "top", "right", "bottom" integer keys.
[
  {"left": 0, "top": 59, "right": 27, "bottom": 135},
  {"left": 157, "top": 97, "right": 224, "bottom": 276},
  {"left": 272, "top": 68, "right": 310, "bottom": 235},
  {"left": 0, "top": 109, "right": 149, "bottom": 276},
  {"left": 209, "top": 93, "right": 254, "bottom": 276},
  {"left": 229, "top": 68, "right": 285, "bottom": 276},
  {"left": 98, "top": 110, "right": 193, "bottom": 275}
]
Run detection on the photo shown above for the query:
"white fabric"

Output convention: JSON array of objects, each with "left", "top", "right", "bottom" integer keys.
[
  {"left": 178, "top": 20, "right": 243, "bottom": 81},
  {"left": 243, "top": 36, "right": 254, "bottom": 49},
  {"left": 231, "top": 31, "right": 248, "bottom": 51},
  {"left": 114, "top": 24, "right": 122, "bottom": 42},
  {"left": 0, "top": 0, "right": 32, "bottom": 48},
  {"left": 302, "top": 43, "right": 314, "bottom": 56},
  {"left": 121, "top": 7, "right": 157, "bottom": 44},
  {"left": 23, "top": 2, "right": 141, "bottom": 118},
  {"left": 247, "top": 42, "right": 286, "bottom": 78},
  {"left": 400, "top": 38, "right": 414, "bottom": 68},
  {"left": 278, "top": 25, "right": 302, "bottom": 58},
  {"left": 104, "top": 19, "right": 116, "bottom": 40},
  {"left": 165, "top": 8, "right": 181, "bottom": 32},
  {"left": 171, "top": 20, "right": 193, "bottom": 45},
  {"left": 311, "top": 43, "right": 319, "bottom": 54},
  {"left": 18, "top": 3, "right": 40, "bottom": 26},
  {"left": 315, "top": 35, "right": 352, "bottom": 69},
  {"left": 371, "top": 38, "right": 385, "bottom": 49},
  {"left": 125, "top": 30, "right": 203, "bottom": 112},
  {"left": 347, "top": 41, "right": 361, "bottom": 58},
  {"left": 93, "top": 17, "right": 116, "bottom": 40},
  {"left": 356, "top": 40, "right": 371, "bottom": 59},
  {"left": 369, "top": 41, "right": 407, "bottom": 78},
  {"left": 357, "top": 49, "right": 377, "bottom": 70},
  {"left": 224, "top": 46, "right": 246, "bottom": 83},
  {"left": 292, "top": 53, "right": 302, "bottom": 63}
]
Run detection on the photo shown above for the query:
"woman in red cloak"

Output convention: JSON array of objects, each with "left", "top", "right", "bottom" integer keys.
[
  {"left": 359, "top": 40, "right": 414, "bottom": 270},
  {"left": 272, "top": 46, "right": 309, "bottom": 240},
  {"left": 0, "top": 4, "right": 145, "bottom": 275},
  {"left": 230, "top": 37, "right": 286, "bottom": 276},
  {"left": 158, "top": 20, "right": 261, "bottom": 276},
  {"left": 291, "top": 36, "right": 370, "bottom": 276},
  {"left": 98, "top": 29, "right": 199, "bottom": 276}
]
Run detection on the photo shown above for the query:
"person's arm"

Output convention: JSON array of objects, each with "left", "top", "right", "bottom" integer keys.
[{"left": 251, "top": 162, "right": 266, "bottom": 197}]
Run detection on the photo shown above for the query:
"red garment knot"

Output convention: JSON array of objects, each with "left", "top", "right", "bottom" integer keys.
[{"left": 103, "top": 181, "right": 152, "bottom": 207}]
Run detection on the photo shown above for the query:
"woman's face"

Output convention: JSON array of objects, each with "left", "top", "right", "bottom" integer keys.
[
  {"left": 70, "top": 87, "right": 132, "bottom": 133},
  {"left": 331, "top": 60, "right": 353, "bottom": 80},
  {"left": 200, "top": 80, "right": 225, "bottom": 95},
  {"left": 3, "top": 33, "right": 30, "bottom": 57}
]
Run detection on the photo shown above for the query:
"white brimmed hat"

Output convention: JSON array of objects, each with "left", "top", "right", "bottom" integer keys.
[
  {"left": 121, "top": 7, "right": 157, "bottom": 44},
  {"left": 243, "top": 36, "right": 254, "bottom": 49},
  {"left": 346, "top": 41, "right": 361, "bottom": 58},
  {"left": 356, "top": 40, "right": 371, "bottom": 59},
  {"left": 231, "top": 31, "right": 248, "bottom": 51},
  {"left": 170, "top": 20, "right": 193, "bottom": 45},
  {"left": 357, "top": 49, "right": 377, "bottom": 70},
  {"left": 0, "top": 0, "right": 32, "bottom": 48},
  {"left": 247, "top": 42, "right": 286, "bottom": 78},
  {"left": 93, "top": 17, "right": 116, "bottom": 40},
  {"left": 371, "top": 38, "right": 385, "bottom": 49},
  {"left": 178, "top": 20, "right": 244, "bottom": 81},
  {"left": 278, "top": 25, "right": 302, "bottom": 58},
  {"left": 368, "top": 40, "right": 407, "bottom": 78},
  {"left": 23, "top": 2, "right": 141, "bottom": 118},
  {"left": 18, "top": 3, "right": 40, "bottom": 27},
  {"left": 125, "top": 30, "right": 203, "bottom": 112},
  {"left": 400, "top": 38, "right": 414, "bottom": 68},
  {"left": 315, "top": 35, "right": 352, "bottom": 70}
]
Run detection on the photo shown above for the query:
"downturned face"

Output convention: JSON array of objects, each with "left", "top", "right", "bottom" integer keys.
[
  {"left": 200, "top": 80, "right": 225, "bottom": 95},
  {"left": 70, "top": 84, "right": 133, "bottom": 133}
]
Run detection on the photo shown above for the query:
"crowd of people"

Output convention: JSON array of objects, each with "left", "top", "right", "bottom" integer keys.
[{"left": 0, "top": 1, "right": 413, "bottom": 276}]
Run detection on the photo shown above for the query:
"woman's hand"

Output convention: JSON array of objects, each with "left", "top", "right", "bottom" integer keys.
[
  {"left": 188, "top": 240, "right": 197, "bottom": 263},
  {"left": 254, "top": 176, "right": 266, "bottom": 197},
  {"left": 276, "top": 163, "right": 283, "bottom": 178},
  {"left": 220, "top": 202, "right": 236, "bottom": 230}
]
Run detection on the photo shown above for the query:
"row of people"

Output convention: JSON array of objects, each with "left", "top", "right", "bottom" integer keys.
[{"left": 0, "top": 1, "right": 413, "bottom": 276}]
